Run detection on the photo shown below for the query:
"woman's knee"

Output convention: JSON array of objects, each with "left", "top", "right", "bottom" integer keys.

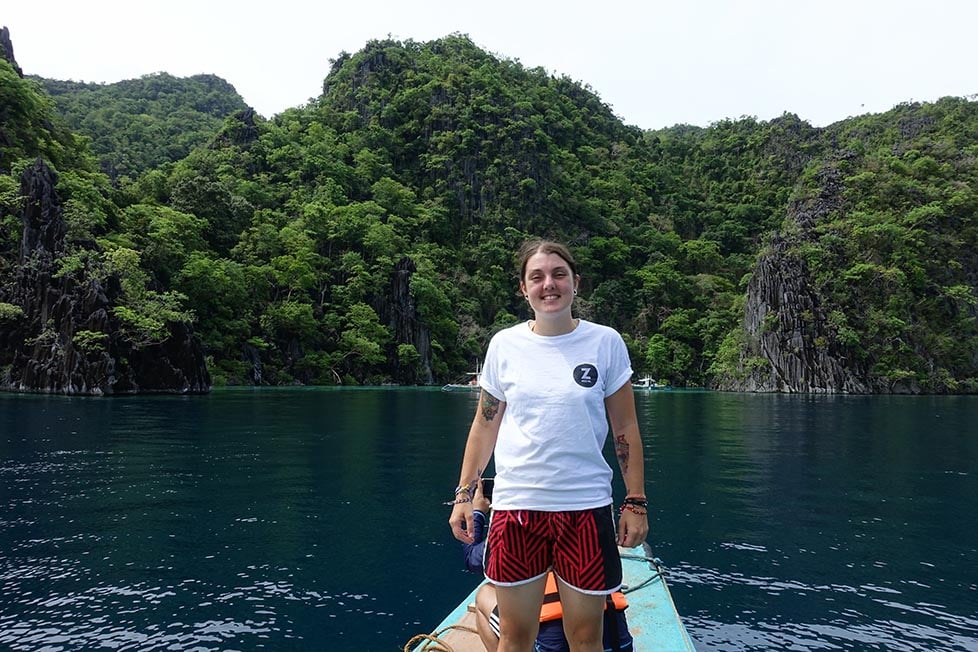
[
  {"left": 562, "top": 619, "right": 603, "bottom": 648},
  {"left": 497, "top": 612, "right": 540, "bottom": 650}
]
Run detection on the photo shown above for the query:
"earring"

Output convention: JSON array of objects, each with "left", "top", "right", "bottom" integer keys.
[{"left": 573, "top": 289, "right": 578, "bottom": 296}]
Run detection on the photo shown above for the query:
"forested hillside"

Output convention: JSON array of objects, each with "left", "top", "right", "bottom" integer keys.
[
  {"left": 717, "top": 101, "right": 978, "bottom": 393},
  {"left": 32, "top": 72, "right": 249, "bottom": 181},
  {"left": 0, "top": 27, "right": 210, "bottom": 395},
  {"left": 2, "top": 30, "right": 976, "bottom": 393}
]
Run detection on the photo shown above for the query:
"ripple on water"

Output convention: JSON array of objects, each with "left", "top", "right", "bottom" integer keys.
[
  {"left": 670, "top": 562, "right": 978, "bottom": 651},
  {"left": 0, "top": 558, "right": 398, "bottom": 651}
]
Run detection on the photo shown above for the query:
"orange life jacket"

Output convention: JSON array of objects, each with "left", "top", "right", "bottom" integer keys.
[{"left": 538, "top": 572, "right": 628, "bottom": 622}]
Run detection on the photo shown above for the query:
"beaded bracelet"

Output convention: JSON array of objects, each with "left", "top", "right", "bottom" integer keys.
[
  {"left": 619, "top": 503, "right": 648, "bottom": 516},
  {"left": 622, "top": 496, "right": 648, "bottom": 509}
]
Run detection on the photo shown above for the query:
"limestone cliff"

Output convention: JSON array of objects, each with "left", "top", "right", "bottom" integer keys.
[
  {"left": 0, "top": 159, "right": 210, "bottom": 395},
  {"left": 381, "top": 256, "right": 434, "bottom": 385},
  {"left": 1, "top": 26, "right": 24, "bottom": 77},
  {"left": 715, "top": 161, "right": 872, "bottom": 393}
]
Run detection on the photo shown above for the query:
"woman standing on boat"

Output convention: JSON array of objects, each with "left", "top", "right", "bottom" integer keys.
[{"left": 449, "top": 239, "right": 648, "bottom": 652}]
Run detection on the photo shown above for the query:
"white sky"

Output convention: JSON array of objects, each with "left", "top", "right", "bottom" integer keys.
[{"left": 3, "top": 1, "right": 977, "bottom": 130}]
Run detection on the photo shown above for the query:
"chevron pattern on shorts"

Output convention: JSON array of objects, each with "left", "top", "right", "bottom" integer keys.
[
  {"left": 485, "top": 510, "right": 552, "bottom": 583},
  {"left": 486, "top": 507, "right": 621, "bottom": 591},
  {"left": 553, "top": 509, "right": 607, "bottom": 590}
]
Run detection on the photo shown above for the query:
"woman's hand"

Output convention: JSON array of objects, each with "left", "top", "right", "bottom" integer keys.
[
  {"left": 472, "top": 478, "right": 491, "bottom": 512},
  {"left": 449, "top": 500, "right": 475, "bottom": 543},
  {"left": 617, "top": 508, "right": 649, "bottom": 548}
]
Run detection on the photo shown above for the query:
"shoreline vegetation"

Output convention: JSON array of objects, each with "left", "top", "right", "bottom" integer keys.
[{"left": 2, "top": 29, "right": 976, "bottom": 395}]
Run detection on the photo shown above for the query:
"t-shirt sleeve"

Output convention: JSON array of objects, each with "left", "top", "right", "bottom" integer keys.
[
  {"left": 478, "top": 334, "right": 506, "bottom": 401},
  {"left": 605, "top": 330, "right": 634, "bottom": 397}
]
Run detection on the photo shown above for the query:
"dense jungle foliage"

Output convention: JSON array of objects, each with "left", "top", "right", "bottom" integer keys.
[
  {"left": 32, "top": 73, "right": 249, "bottom": 182},
  {"left": 2, "top": 35, "right": 976, "bottom": 390}
]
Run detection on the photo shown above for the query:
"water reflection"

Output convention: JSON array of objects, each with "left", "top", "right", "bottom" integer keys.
[{"left": 635, "top": 391, "right": 978, "bottom": 652}]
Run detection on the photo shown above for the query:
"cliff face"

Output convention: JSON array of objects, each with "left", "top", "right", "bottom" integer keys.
[
  {"left": 1, "top": 26, "right": 24, "bottom": 77},
  {"left": 716, "top": 162, "right": 873, "bottom": 393},
  {"left": 382, "top": 256, "right": 434, "bottom": 385},
  {"left": 0, "top": 159, "right": 210, "bottom": 395}
]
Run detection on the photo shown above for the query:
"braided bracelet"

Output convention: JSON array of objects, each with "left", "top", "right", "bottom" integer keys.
[
  {"left": 443, "top": 495, "right": 473, "bottom": 506},
  {"left": 619, "top": 503, "right": 648, "bottom": 516}
]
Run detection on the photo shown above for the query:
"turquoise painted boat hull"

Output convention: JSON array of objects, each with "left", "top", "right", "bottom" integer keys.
[{"left": 410, "top": 542, "right": 696, "bottom": 651}]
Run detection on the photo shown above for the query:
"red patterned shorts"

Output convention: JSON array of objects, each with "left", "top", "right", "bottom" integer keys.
[{"left": 484, "top": 506, "right": 622, "bottom": 594}]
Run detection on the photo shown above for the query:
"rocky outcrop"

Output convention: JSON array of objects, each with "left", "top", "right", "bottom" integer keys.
[
  {"left": 381, "top": 256, "right": 434, "bottom": 384},
  {"left": 715, "top": 160, "right": 872, "bottom": 393},
  {"left": 1, "top": 26, "right": 24, "bottom": 77},
  {"left": 210, "top": 108, "right": 260, "bottom": 150},
  {"left": 0, "top": 159, "right": 210, "bottom": 395}
]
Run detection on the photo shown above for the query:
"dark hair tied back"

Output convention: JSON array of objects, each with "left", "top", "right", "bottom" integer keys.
[{"left": 517, "top": 239, "right": 578, "bottom": 282}]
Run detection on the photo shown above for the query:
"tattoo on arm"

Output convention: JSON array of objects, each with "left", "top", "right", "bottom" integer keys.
[
  {"left": 481, "top": 393, "right": 501, "bottom": 422},
  {"left": 615, "top": 433, "right": 629, "bottom": 473}
]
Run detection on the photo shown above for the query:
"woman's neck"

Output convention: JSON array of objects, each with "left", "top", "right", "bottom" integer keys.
[{"left": 530, "top": 315, "right": 579, "bottom": 336}]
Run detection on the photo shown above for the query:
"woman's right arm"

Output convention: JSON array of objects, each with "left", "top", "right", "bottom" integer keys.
[{"left": 449, "top": 390, "right": 505, "bottom": 543}]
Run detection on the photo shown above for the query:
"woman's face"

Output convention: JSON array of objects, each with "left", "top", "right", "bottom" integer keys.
[{"left": 520, "top": 252, "right": 579, "bottom": 317}]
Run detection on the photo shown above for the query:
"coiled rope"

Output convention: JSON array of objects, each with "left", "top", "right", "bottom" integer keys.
[{"left": 402, "top": 624, "right": 479, "bottom": 652}]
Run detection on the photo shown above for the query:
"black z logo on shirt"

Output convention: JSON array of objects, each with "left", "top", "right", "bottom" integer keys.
[{"left": 573, "top": 364, "right": 599, "bottom": 388}]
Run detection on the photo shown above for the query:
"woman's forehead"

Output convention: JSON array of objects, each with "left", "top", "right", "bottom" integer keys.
[{"left": 525, "top": 252, "right": 571, "bottom": 272}]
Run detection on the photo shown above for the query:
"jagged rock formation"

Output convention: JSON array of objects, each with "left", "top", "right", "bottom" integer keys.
[
  {"left": 1, "top": 26, "right": 23, "bottom": 77},
  {"left": 715, "top": 161, "right": 873, "bottom": 393},
  {"left": 210, "top": 108, "right": 261, "bottom": 150},
  {"left": 0, "top": 159, "right": 210, "bottom": 395},
  {"left": 382, "top": 256, "right": 434, "bottom": 384}
]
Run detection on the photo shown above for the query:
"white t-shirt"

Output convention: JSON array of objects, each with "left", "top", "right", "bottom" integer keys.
[{"left": 479, "top": 319, "right": 633, "bottom": 511}]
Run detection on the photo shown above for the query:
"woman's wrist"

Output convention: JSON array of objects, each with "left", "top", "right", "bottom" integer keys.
[
  {"left": 618, "top": 494, "right": 648, "bottom": 516},
  {"left": 619, "top": 503, "right": 648, "bottom": 516}
]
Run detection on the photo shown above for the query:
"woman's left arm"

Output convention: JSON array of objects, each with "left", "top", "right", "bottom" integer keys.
[{"left": 605, "top": 382, "right": 649, "bottom": 547}]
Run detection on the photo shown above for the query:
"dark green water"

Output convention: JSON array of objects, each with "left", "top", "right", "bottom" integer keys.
[{"left": 1, "top": 389, "right": 976, "bottom": 651}]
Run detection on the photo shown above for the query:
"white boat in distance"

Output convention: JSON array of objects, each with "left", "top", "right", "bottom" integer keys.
[
  {"left": 632, "top": 376, "right": 670, "bottom": 390},
  {"left": 442, "top": 361, "right": 481, "bottom": 392}
]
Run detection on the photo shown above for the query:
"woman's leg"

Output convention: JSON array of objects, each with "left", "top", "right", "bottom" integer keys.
[
  {"left": 494, "top": 575, "right": 547, "bottom": 652},
  {"left": 474, "top": 584, "right": 500, "bottom": 652},
  {"left": 554, "top": 577, "right": 606, "bottom": 652},
  {"left": 550, "top": 507, "right": 622, "bottom": 652}
]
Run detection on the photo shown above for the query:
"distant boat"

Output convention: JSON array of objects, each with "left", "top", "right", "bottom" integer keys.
[
  {"left": 632, "top": 376, "right": 670, "bottom": 390},
  {"left": 441, "top": 361, "right": 481, "bottom": 392}
]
